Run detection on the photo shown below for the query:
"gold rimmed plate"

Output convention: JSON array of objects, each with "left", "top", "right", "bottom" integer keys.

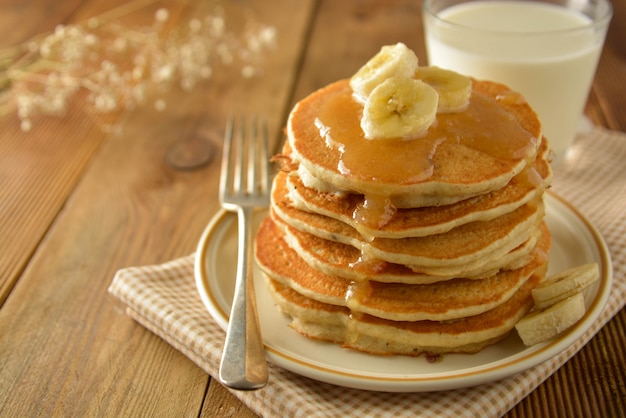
[{"left": 194, "top": 192, "right": 612, "bottom": 392}]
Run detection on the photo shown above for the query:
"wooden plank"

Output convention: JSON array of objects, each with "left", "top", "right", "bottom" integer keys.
[
  {"left": 0, "top": 0, "right": 183, "bottom": 305},
  {"left": 0, "top": 0, "right": 84, "bottom": 49},
  {"left": 201, "top": 383, "right": 258, "bottom": 418},
  {"left": 0, "top": 0, "right": 314, "bottom": 416},
  {"left": 0, "top": 103, "right": 113, "bottom": 305},
  {"left": 591, "top": 0, "right": 626, "bottom": 131}
]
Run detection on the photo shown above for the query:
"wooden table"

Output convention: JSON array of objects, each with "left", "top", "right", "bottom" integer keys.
[{"left": 1, "top": 0, "right": 624, "bottom": 416}]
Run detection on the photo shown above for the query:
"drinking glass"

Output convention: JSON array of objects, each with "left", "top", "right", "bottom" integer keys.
[{"left": 423, "top": 0, "right": 612, "bottom": 166}]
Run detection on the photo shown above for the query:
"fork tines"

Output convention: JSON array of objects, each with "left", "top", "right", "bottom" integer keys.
[{"left": 220, "top": 115, "right": 271, "bottom": 206}]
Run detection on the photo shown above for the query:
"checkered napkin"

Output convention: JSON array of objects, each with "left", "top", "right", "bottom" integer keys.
[{"left": 109, "top": 125, "right": 626, "bottom": 418}]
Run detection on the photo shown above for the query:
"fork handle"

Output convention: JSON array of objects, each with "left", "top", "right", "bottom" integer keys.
[{"left": 219, "top": 207, "right": 269, "bottom": 390}]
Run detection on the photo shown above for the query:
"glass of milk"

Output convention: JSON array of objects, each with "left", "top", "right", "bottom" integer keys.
[{"left": 422, "top": 0, "right": 612, "bottom": 166}]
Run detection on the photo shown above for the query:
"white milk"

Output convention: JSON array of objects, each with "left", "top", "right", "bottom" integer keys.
[{"left": 424, "top": 1, "right": 608, "bottom": 164}]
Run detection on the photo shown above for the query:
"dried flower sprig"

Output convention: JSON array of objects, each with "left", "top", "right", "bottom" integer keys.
[{"left": 0, "top": 0, "right": 277, "bottom": 131}]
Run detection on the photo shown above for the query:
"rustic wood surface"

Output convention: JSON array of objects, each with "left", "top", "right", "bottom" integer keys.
[{"left": 0, "top": 0, "right": 624, "bottom": 417}]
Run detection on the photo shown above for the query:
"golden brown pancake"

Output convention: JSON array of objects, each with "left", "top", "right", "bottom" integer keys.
[
  {"left": 286, "top": 79, "right": 542, "bottom": 207},
  {"left": 282, "top": 137, "right": 552, "bottom": 239},
  {"left": 256, "top": 216, "right": 550, "bottom": 323},
  {"left": 264, "top": 270, "right": 545, "bottom": 356},
  {"left": 367, "top": 201, "right": 543, "bottom": 270},
  {"left": 271, "top": 177, "right": 544, "bottom": 275},
  {"left": 270, "top": 208, "right": 541, "bottom": 284}
]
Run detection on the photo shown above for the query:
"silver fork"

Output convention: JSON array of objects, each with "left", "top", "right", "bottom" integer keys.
[{"left": 218, "top": 115, "right": 270, "bottom": 390}]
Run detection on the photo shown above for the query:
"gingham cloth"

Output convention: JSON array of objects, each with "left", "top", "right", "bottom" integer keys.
[{"left": 109, "top": 125, "right": 626, "bottom": 417}]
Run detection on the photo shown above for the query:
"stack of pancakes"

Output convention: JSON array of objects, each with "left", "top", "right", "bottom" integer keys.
[{"left": 254, "top": 77, "right": 552, "bottom": 356}]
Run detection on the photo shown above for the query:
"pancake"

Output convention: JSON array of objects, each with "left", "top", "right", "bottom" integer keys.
[
  {"left": 282, "top": 137, "right": 552, "bottom": 239},
  {"left": 264, "top": 271, "right": 544, "bottom": 356},
  {"left": 271, "top": 176, "right": 544, "bottom": 275},
  {"left": 271, "top": 209, "right": 541, "bottom": 284},
  {"left": 368, "top": 200, "right": 543, "bottom": 270},
  {"left": 255, "top": 216, "right": 550, "bottom": 322},
  {"left": 286, "top": 79, "right": 542, "bottom": 208}
]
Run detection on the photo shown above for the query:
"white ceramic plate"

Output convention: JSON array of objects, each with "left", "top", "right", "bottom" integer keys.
[{"left": 194, "top": 192, "right": 612, "bottom": 392}]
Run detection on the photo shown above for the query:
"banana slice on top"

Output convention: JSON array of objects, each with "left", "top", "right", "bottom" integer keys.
[
  {"left": 532, "top": 263, "right": 599, "bottom": 310},
  {"left": 361, "top": 76, "right": 438, "bottom": 140},
  {"left": 417, "top": 66, "right": 472, "bottom": 113},
  {"left": 350, "top": 42, "right": 419, "bottom": 104},
  {"left": 515, "top": 292, "right": 586, "bottom": 346}
]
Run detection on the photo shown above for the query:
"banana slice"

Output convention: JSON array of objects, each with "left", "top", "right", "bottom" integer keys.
[
  {"left": 417, "top": 66, "right": 472, "bottom": 113},
  {"left": 361, "top": 76, "right": 438, "bottom": 140},
  {"left": 515, "top": 292, "right": 586, "bottom": 346},
  {"left": 350, "top": 42, "right": 419, "bottom": 104},
  {"left": 532, "top": 263, "right": 599, "bottom": 310}
]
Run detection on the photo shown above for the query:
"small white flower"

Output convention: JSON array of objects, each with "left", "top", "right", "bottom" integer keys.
[
  {"left": 39, "top": 43, "right": 52, "bottom": 58},
  {"left": 17, "top": 95, "right": 34, "bottom": 118},
  {"left": 101, "top": 60, "right": 115, "bottom": 71},
  {"left": 93, "top": 91, "right": 118, "bottom": 112},
  {"left": 155, "top": 8, "right": 169, "bottom": 23},
  {"left": 84, "top": 33, "right": 99, "bottom": 46},
  {"left": 108, "top": 71, "right": 122, "bottom": 85},
  {"left": 259, "top": 26, "right": 277, "bottom": 45},
  {"left": 241, "top": 65, "right": 255, "bottom": 78},
  {"left": 132, "top": 66, "right": 144, "bottom": 80},
  {"left": 209, "top": 16, "right": 225, "bottom": 36},
  {"left": 154, "top": 64, "right": 174, "bottom": 82},
  {"left": 113, "top": 37, "right": 127, "bottom": 52},
  {"left": 45, "top": 94, "right": 66, "bottom": 113}
]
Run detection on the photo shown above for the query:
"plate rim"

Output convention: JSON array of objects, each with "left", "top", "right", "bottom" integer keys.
[{"left": 194, "top": 191, "right": 613, "bottom": 392}]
